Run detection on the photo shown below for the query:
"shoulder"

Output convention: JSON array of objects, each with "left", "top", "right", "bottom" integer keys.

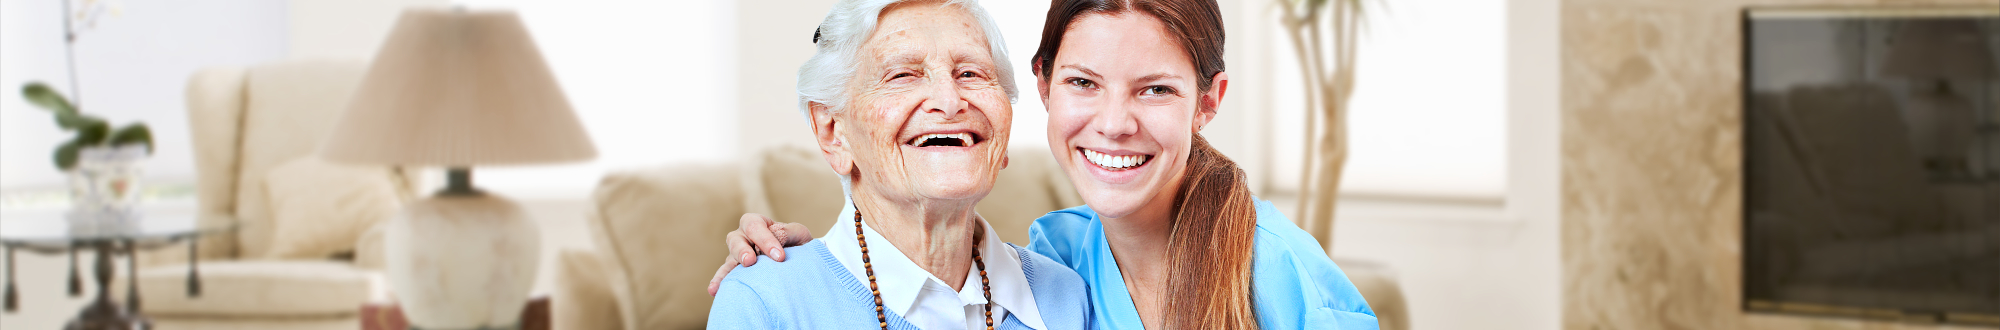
[
  {"left": 1243, "top": 198, "right": 1378, "bottom": 326},
  {"left": 1248, "top": 198, "right": 1329, "bottom": 259},
  {"left": 1027, "top": 205, "right": 1096, "bottom": 266},
  {"left": 719, "top": 241, "right": 836, "bottom": 286},
  {"left": 711, "top": 241, "right": 871, "bottom": 329},
  {"left": 1014, "top": 243, "right": 1086, "bottom": 291},
  {"left": 1030, "top": 204, "right": 1097, "bottom": 237},
  {"left": 713, "top": 241, "right": 847, "bottom": 306},
  {"left": 1012, "top": 244, "right": 1092, "bottom": 328}
]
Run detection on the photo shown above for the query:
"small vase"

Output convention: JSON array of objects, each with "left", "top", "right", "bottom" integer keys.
[{"left": 66, "top": 145, "right": 147, "bottom": 234}]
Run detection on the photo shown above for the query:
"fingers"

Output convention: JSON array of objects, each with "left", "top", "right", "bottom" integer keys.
[
  {"left": 708, "top": 255, "right": 740, "bottom": 296},
  {"left": 778, "top": 222, "right": 813, "bottom": 245},
  {"left": 726, "top": 230, "right": 757, "bottom": 267},
  {"left": 740, "top": 213, "right": 788, "bottom": 261}
]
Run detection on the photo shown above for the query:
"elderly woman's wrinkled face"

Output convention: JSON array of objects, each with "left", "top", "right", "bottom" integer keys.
[{"left": 812, "top": 2, "right": 1012, "bottom": 205}]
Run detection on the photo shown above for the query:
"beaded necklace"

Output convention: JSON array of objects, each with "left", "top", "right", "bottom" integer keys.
[{"left": 853, "top": 210, "right": 993, "bottom": 330}]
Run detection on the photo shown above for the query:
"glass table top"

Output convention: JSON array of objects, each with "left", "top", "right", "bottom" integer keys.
[{"left": 1, "top": 212, "right": 229, "bottom": 248}]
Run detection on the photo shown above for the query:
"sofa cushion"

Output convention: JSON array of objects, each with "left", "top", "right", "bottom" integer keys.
[
  {"left": 262, "top": 157, "right": 407, "bottom": 259},
  {"left": 233, "top": 59, "right": 372, "bottom": 259},
  {"left": 122, "top": 260, "right": 373, "bottom": 317},
  {"left": 741, "top": 146, "right": 847, "bottom": 238},
  {"left": 590, "top": 163, "right": 745, "bottom": 329},
  {"left": 553, "top": 249, "right": 621, "bottom": 330}
]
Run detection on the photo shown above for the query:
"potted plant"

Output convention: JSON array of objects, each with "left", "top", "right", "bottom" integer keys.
[
  {"left": 22, "top": 82, "right": 152, "bottom": 222},
  {"left": 17, "top": 0, "right": 151, "bottom": 225}
]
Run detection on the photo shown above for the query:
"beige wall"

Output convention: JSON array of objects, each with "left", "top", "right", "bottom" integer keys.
[
  {"left": 1560, "top": 0, "right": 1996, "bottom": 329},
  {"left": 289, "top": 0, "right": 449, "bottom": 59}
]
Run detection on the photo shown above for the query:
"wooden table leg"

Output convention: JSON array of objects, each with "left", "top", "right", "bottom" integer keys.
[{"left": 63, "top": 242, "right": 144, "bottom": 330}]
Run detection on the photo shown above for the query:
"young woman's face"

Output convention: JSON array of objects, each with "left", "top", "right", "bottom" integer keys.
[{"left": 1040, "top": 13, "right": 1220, "bottom": 219}]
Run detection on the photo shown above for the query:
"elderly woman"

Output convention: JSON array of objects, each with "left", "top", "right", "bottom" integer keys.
[{"left": 705, "top": 0, "right": 1091, "bottom": 329}]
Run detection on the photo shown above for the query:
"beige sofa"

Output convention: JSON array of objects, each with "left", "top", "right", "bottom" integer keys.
[
  {"left": 555, "top": 145, "right": 1410, "bottom": 330},
  {"left": 115, "top": 59, "right": 414, "bottom": 330}
]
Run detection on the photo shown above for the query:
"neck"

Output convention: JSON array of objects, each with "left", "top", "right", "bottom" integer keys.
[
  {"left": 1101, "top": 197, "right": 1175, "bottom": 283},
  {"left": 852, "top": 189, "right": 983, "bottom": 291},
  {"left": 1102, "top": 163, "right": 1189, "bottom": 286}
]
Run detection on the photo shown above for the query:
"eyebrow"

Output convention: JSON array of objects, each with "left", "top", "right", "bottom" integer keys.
[
  {"left": 1059, "top": 64, "right": 1103, "bottom": 79},
  {"left": 878, "top": 50, "right": 925, "bottom": 66},
  {"left": 1136, "top": 73, "right": 1185, "bottom": 84},
  {"left": 951, "top": 51, "right": 990, "bottom": 68}
]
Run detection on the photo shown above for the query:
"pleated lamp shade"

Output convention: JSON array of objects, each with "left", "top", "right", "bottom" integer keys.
[{"left": 323, "top": 7, "right": 595, "bottom": 166}]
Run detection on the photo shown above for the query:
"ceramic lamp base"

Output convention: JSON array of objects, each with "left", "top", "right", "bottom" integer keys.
[{"left": 385, "top": 193, "right": 539, "bottom": 329}]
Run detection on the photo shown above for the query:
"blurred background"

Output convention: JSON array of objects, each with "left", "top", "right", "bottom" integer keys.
[{"left": 0, "top": 0, "right": 1991, "bottom": 329}]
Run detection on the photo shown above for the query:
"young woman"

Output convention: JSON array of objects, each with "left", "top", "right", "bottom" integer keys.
[{"left": 713, "top": 0, "right": 1377, "bottom": 328}]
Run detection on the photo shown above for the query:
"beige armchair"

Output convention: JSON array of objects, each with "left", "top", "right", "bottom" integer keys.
[{"left": 116, "top": 59, "right": 414, "bottom": 330}]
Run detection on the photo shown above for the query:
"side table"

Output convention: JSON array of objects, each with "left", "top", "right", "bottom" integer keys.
[{"left": 1, "top": 215, "right": 230, "bottom": 330}]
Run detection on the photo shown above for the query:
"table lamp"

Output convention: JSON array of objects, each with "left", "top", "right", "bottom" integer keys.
[
  {"left": 1877, "top": 19, "right": 1995, "bottom": 176},
  {"left": 320, "top": 6, "right": 594, "bottom": 329}
]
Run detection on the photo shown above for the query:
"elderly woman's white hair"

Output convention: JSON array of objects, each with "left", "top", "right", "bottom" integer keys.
[
  {"left": 797, "top": 0, "right": 1017, "bottom": 195},
  {"left": 797, "top": 0, "right": 1018, "bottom": 115}
]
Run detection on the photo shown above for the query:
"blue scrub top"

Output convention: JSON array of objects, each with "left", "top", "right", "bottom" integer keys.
[{"left": 1027, "top": 198, "right": 1379, "bottom": 329}]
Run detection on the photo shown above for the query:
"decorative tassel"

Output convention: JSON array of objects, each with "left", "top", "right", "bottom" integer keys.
[
  {"left": 187, "top": 239, "right": 200, "bottom": 297},
  {"left": 6, "top": 246, "right": 17, "bottom": 312},
  {"left": 67, "top": 247, "right": 80, "bottom": 297}
]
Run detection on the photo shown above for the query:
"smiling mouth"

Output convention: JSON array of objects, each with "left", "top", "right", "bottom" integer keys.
[
  {"left": 1080, "top": 148, "right": 1153, "bottom": 171},
  {"left": 909, "top": 133, "right": 980, "bottom": 147}
]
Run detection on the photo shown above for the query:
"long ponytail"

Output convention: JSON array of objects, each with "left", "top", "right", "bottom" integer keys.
[{"left": 1161, "top": 134, "right": 1259, "bottom": 329}]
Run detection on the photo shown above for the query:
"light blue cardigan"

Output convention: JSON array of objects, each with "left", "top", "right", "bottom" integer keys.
[{"left": 709, "top": 240, "right": 1093, "bottom": 330}]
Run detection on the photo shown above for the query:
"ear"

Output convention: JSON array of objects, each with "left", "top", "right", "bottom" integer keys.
[
  {"left": 1195, "top": 71, "right": 1228, "bottom": 132},
  {"left": 808, "top": 102, "right": 855, "bottom": 176}
]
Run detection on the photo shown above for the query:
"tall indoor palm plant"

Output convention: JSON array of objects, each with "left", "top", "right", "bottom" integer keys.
[{"left": 1278, "top": 0, "right": 1365, "bottom": 251}]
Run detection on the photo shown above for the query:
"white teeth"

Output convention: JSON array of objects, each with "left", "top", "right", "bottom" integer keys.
[
  {"left": 1082, "top": 149, "right": 1148, "bottom": 169},
  {"left": 914, "top": 133, "right": 974, "bottom": 146}
]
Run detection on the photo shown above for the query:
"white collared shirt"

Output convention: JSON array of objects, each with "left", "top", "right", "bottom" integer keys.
[{"left": 824, "top": 200, "right": 1046, "bottom": 330}]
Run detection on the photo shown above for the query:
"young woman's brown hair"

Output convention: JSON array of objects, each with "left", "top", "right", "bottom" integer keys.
[{"left": 1032, "top": 1, "right": 1258, "bottom": 329}]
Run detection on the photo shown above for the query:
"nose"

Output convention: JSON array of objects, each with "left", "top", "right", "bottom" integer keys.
[
  {"left": 1091, "top": 97, "right": 1138, "bottom": 140},
  {"left": 920, "top": 76, "right": 968, "bottom": 118}
]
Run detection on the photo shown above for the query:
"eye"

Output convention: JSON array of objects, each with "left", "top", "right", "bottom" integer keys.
[
  {"left": 891, "top": 72, "right": 916, "bottom": 80},
  {"left": 958, "top": 71, "right": 978, "bottom": 79},
  {"left": 1142, "top": 86, "right": 1177, "bottom": 96},
  {"left": 1066, "top": 77, "right": 1096, "bottom": 89}
]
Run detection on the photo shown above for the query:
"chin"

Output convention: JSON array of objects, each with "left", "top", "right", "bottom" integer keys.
[
  {"left": 1077, "top": 190, "right": 1147, "bottom": 219},
  {"left": 912, "top": 175, "right": 995, "bottom": 201}
]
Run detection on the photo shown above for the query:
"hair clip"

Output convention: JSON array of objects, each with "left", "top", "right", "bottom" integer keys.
[{"left": 813, "top": 27, "right": 822, "bottom": 44}]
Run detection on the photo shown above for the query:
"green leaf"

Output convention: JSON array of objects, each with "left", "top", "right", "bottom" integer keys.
[
  {"left": 21, "top": 82, "right": 76, "bottom": 115},
  {"left": 54, "top": 111, "right": 96, "bottom": 129},
  {"left": 53, "top": 140, "right": 80, "bottom": 170},
  {"left": 75, "top": 119, "right": 109, "bottom": 146},
  {"left": 109, "top": 123, "right": 152, "bottom": 153}
]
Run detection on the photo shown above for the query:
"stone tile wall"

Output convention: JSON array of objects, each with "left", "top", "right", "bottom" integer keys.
[{"left": 1560, "top": 0, "right": 1998, "bottom": 329}]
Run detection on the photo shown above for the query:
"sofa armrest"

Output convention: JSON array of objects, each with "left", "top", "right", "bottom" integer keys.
[
  {"left": 352, "top": 221, "right": 388, "bottom": 271},
  {"left": 186, "top": 67, "right": 250, "bottom": 259},
  {"left": 554, "top": 248, "right": 623, "bottom": 330},
  {"left": 1336, "top": 258, "right": 1408, "bottom": 330}
]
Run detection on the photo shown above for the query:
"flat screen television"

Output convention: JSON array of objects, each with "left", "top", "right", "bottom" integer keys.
[{"left": 1742, "top": 7, "right": 2000, "bottom": 326}]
